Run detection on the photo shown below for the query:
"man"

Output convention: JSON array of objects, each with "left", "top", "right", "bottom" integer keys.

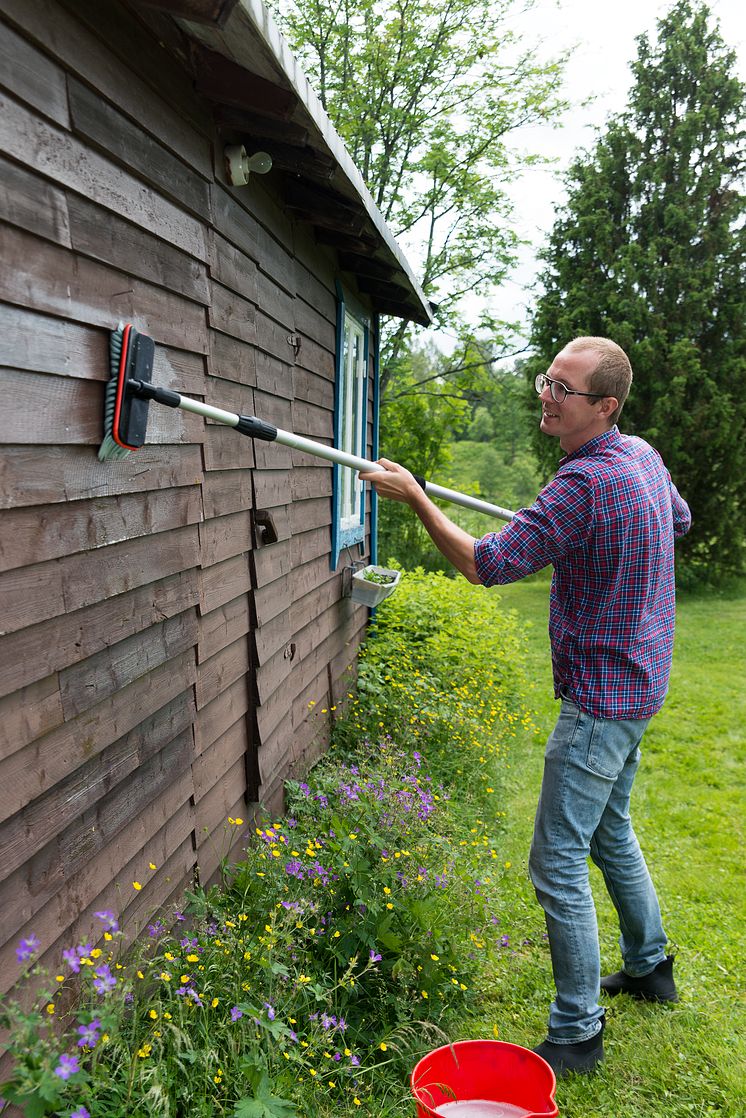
[{"left": 359, "top": 337, "right": 691, "bottom": 1076}]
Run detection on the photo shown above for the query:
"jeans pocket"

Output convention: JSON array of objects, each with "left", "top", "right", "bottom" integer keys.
[{"left": 585, "top": 719, "right": 639, "bottom": 780}]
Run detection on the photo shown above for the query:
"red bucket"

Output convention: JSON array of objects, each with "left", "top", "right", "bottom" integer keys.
[{"left": 411, "top": 1039, "right": 558, "bottom": 1117}]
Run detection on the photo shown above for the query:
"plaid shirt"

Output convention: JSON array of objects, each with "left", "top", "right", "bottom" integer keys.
[{"left": 474, "top": 427, "right": 691, "bottom": 719}]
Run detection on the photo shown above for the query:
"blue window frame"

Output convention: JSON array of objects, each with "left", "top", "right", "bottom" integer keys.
[{"left": 331, "top": 288, "right": 369, "bottom": 569}]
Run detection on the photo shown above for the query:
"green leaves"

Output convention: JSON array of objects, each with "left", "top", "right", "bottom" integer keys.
[{"left": 528, "top": 0, "right": 746, "bottom": 580}]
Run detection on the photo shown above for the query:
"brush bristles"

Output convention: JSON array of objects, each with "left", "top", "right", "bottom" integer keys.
[{"left": 98, "top": 324, "right": 132, "bottom": 462}]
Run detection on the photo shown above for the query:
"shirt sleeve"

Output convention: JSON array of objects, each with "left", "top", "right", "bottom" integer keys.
[
  {"left": 670, "top": 480, "right": 691, "bottom": 539},
  {"left": 473, "top": 468, "right": 594, "bottom": 586}
]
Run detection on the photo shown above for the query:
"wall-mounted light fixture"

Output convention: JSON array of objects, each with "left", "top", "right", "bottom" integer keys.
[{"left": 224, "top": 144, "right": 273, "bottom": 186}]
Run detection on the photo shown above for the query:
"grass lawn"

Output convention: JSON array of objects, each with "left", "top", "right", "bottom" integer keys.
[{"left": 471, "top": 579, "right": 746, "bottom": 1118}]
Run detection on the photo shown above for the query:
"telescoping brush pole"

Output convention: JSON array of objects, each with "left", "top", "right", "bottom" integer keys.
[{"left": 99, "top": 324, "right": 515, "bottom": 523}]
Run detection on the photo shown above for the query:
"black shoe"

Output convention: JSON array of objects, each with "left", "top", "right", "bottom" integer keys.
[
  {"left": 600, "top": 954, "right": 678, "bottom": 1003},
  {"left": 533, "top": 1016, "right": 604, "bottom": 1077}
]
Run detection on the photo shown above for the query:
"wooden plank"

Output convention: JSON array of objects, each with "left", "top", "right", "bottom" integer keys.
[
  {"left": 290, "top": 570, "right": 343, "bottom": 630},
  {"left": 60, "top": 609, "right": 198, "bottom": 719},
  {"left": 0, "top": 305, "right": 105, "bottom": 378},
  {"left": 0, "top": 91, "right": 207, "bottom": 260},
  {"left": 199, "top": 510, "right": 252, "bottom": 568},
  {"left": 291, "top": 553, "right": 338, "bottom": 603},
  {"left": 199, "top": 553, "right": 251, "bottom": 616},
  {"left": 192, "top": 718, "right": 248, "bottom": 802},
  {"left": 0, "top": 153, "right": 71, "bottom": 247},
  {"left": 196, "top": 633, "right": 250, "bottom": 710},
  {"left": 0, "top": 649, "right": 196, "bottom": 826},
  {"left": 67, "top": 193, "right": 211, "bottom": 305},
  {"left": 0, "top": 692, "right": 196, "bottom": 881},
  {"left": 291, "top": 524, "right": 332, "bottom": 568},
  {"left": 0, "top": 675, "right": 63, "bottom": 763},
  {"left": 198, "top": 803, "right": 251, "bottom": 889},
  {"left": 291, "top": 398, "right": 333, "bottom": 440},
  {"left": 202, "top": 425, "right": 254, "bottom": 471},
  {"left": 0, "top": 0, "right": 212, "bottom": 175},
  {"left": 0, "top": 569, "right": 199, "bottom": 700},
  {"left": 211, "top": 186, "right": 294, "bottom": 292},
  {"left": 0, "top": 797, "right": 196, "bottom": 998},
  {"left": 201, "top": 469, "right": 252, "bottom": 519},
  {"left": 252, "top": 350, "right": 293, "bottom": 399},
  {"left": 208, "top": 280, "right": 257, "bottom": 345},
  {"left": 208, "top": 231, "right": 258, "bottom": 304},
  {"left": 0, "top": 17, "right": 69, "bottom": 125},
  {"left": 256, "top": 709, "right": 295, "bottom": 791},
  {"left": 0, "top": 444, "right": 204, "bottom": 509},
  {"left": 0, "top": 729, "right": 193, "bottom": 943},
  {"left": 0, "top": 523, "right": 199, "bottom": 636},
  {"left": 292, "top": 366, "right": 335, "bottom": 409},
  {"left": 0, "top": 225, "right": 208, "bottom": 353},
  {"left": 207, "top": 329, "right": 257, "bottom": 387},
  {"left": 194, "top": 674, "right": 250, "bottom": 758},
  {"left": 0, "top": 486, "right": 202, "bottom": 573},
  {"left": 251, "top": 537, "right": 292, "bottom": 588},
  {"left": 294, "top": 260, "right": 336, "bottom": 321},
  {"left": 290, "top": 465, "right": 333, "bottom": 502},
  {"left": 0, "top": 368, "right": 102, "bottom": 445},
  {"left": 254, "top": 641, "right": 293, "bottom": 706},
  {"left": 289, "top": 494, "right": 330, "bottom": 536},
  {"left": 294, "top": 332, "right": 336, "bottom": 381},
  {"left": 194, "top": 755, "right": 248, "bottom": 841},
  {"left": 68, "top": 77, "right": 212, "bottom": 220},
  {"left": 255, "top": 269, "right": 294, "bottom": 332},
  {"left": 256, "top": 681, "right": 292, "bottom": 743},
  {"left": 253, "top": 577, "right": 291, "bottom": 628},
  {"left": 252, "top": 606, "right": 292, "bottom": 665},
  {"left": 293, "top": 294, "right": 336, "bottom": 354},
  {"left": 255, "top": 307, "right": 297, "bottom": 364},
  {"left": 197, "top": 592, "right": 250, "bottom": 663}
]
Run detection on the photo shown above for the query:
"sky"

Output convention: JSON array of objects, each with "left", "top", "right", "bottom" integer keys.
[{"left": 431, "top": 0, "right": 746, "bottom": 352}]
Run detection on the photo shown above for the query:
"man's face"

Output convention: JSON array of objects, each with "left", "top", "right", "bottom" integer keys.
[{"left": 539, "top": 347, "right": 610, "bottom": 454}]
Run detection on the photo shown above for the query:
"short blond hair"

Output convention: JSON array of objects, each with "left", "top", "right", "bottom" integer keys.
[{"left": 566, "top": 336, "right": 633, "bottom": 424}]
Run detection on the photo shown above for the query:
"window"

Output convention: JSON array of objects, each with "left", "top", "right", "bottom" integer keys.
[{"left": 331, "top": 296, "right": 369, "bottom": 568}]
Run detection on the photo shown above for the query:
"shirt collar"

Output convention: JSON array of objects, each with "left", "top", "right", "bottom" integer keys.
[{"left": 560, "top": 425, "right": 620, "bottom": 465}]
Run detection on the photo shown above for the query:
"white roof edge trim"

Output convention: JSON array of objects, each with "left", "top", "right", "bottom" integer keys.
[{"left": 240, "top": 0, "right": 433, "bottom": 323}]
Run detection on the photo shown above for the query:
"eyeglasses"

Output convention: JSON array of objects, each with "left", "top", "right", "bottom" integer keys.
[{"left": 534, "top": 373, "right": 605, "bottom": 404}]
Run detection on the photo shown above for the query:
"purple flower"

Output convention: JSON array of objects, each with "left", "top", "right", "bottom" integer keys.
[
  {"left": 71, "top": 1108, "right": 91, "bottom": 1118},
  {"left": 230, "top": 1006, "right": 243, "bottom": 1022},
  {"left": 54, "top": 1053, "right": 80, "bottom": 1080},
  {"left": 92, "top": 964, "right": 116, "bottom": 995},
  {"left": 94, "top": 910, "right": 118, "bottom": 932},
  {"left": 76, "top": 1018, "right": 101, "bottom": 1048},
  {"left": 16, "top": 934, "right": 41, "bottom": 963},
  {"left": 62, "top": 948, "right": 83, "bottom": 974},
  {"left": 148, "top": 921, "right": 165, "bottom": 938},
  {"left": 298, "top": 782, "right": 310, "bottom": 796},
  {"left": 369, "top": 949, "right": 382, "bottom": 963},
  {"left": 174, "top": 911, "right": 185, "bottom": 922},
  {"left": 264, "top": 1002, "right": 275, "bottom": 1021},
  {"left": 350, "top": 1054, "right": 360, "bottom": 1066},
  {"left": 181, "top": 936, "right": 198, "bottom": 949},
  {"left": 285, "top": 860, "right": 305, "bottom": 880}
]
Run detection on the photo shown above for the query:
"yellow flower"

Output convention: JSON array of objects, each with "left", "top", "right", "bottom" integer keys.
[
  {"left": 90, "top": 948, "right": 102, "bottom": 958},
  {"left": 186, "top": 954, "right": 199, "bottom": 963},
  {"left": 354, "top": 1098, "right": 361, "bottom": 1106},
  {"left": 181, "top": 974, "right": 190, "bottom": 983},
  {"left": 421, "top": 990, "right": 428, "bottom": 999},
  {"left": 160, "top": 972, "right": 172, "bottom": 982},
  {"left": 137, "top": 970, "right": 145, "bottom": 980},
  {"left": 164, "top": 1012, "right": 172, "bottom": 1020},
  {"left": 379, "top": 1042, "right": 388, "bottom": 1051},
  {"left": 46, "top": 1003, "right": 55, "bottom": 1015},
  {"left": 430, "top": 954, "right": 439, "bottom": 961},
  {"left": 149, "top": 862, "right": 157, "bottom": 870},
  {"left": 149, "top": 1009, "right": 159, "bottom": 1020},
  {"left": 309, "top": 1069, "right": 317, "bottom": 1077},
  {"left": 211, "top": 998, "right": 219, "bottom": 1008},
  {"left": 133, "top": 881, "right": 142, "bottom": 891},
  {"left": 137, "top": 1044, "right": 152, "bottom": 1059},
  {"left": 164, "top": 952, "right": 175, "bottom": 961},
  {"left": 104, "top": 932, "right": 112, "bottom": 941},
  {"left": 383, "top": 887, "right": 391, "bottom": 895},
  {"left": 386, "top": 902, "right": 394, "bottom": 910},
  {"left": 55, "top": 975, "right": 65, "bottom": 983}
]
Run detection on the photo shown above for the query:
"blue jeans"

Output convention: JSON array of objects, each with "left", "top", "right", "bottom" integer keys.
[{"left": 528, "top": 697, "right": 668, "bottom": 1042}]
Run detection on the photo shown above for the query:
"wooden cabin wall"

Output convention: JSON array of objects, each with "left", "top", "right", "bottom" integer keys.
[{"left": 0, "top": 0, "right": 371, "bottom": 999}]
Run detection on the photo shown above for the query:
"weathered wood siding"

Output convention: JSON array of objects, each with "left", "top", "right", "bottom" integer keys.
[{"left": 0, "top": 0, "right": 372, "bottom": 998}]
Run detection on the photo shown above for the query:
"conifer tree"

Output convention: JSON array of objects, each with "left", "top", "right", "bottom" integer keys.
[{"left": 528, "top": 0, "right": 745, "bottom": 579}]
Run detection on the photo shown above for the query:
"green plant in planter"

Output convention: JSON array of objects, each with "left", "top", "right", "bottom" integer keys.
[{"left": 361, "top": 570, "right": 396, "bottom": 585}]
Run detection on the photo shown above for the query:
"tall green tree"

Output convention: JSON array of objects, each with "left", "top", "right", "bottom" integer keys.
[
  {"left": 271, "top": 0, "right": 568, "bottom": 383},
  {"left": 528, "top": 0, "right": 746, "bottom": 579}
]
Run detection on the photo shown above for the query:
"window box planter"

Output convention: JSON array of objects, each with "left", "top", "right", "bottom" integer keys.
[{"left": 349, "top": 565, "right": 401, "bottom": 607}]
